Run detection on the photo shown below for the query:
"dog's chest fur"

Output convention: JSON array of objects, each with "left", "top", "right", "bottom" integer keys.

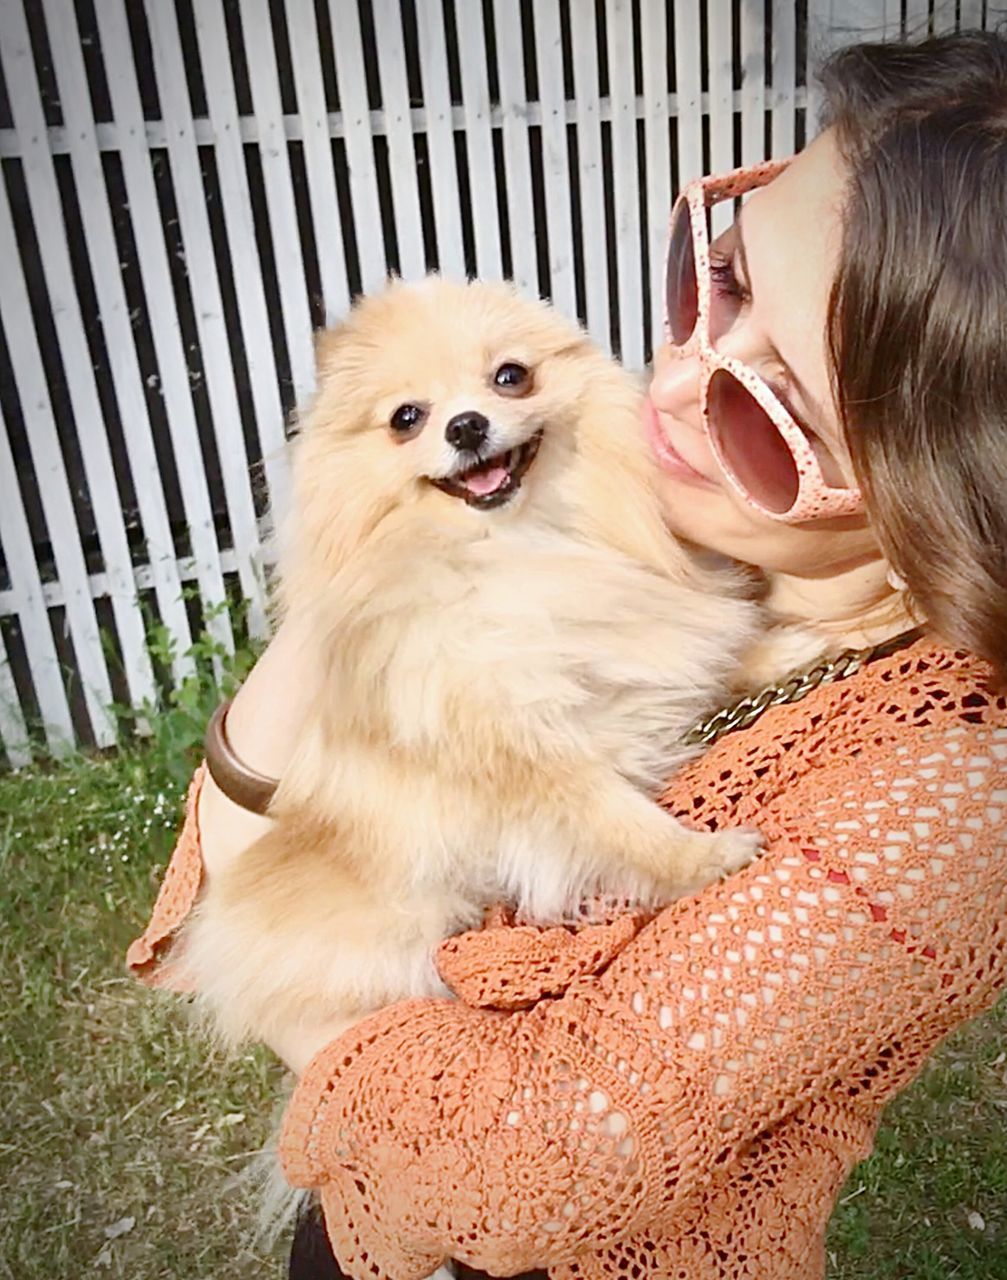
[{"left": 278, "top": 521, "right": 755, "bottom": 905}]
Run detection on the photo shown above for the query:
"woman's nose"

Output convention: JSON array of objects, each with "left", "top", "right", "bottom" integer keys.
[{"left": 649, "top": 341, "right": 703, "bottom": 426}]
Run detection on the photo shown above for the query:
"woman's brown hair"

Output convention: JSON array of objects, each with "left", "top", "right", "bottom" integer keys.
[{"left": 820, "top": 31, "right": 1007, "bottom": 680}]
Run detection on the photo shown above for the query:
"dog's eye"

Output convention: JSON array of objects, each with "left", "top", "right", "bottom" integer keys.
[
  {"left": 492, "top": 362, "right": 532, "bottom": 398},
  {"left": 389, "top": 403, "right": 427, "bottom": 437}
]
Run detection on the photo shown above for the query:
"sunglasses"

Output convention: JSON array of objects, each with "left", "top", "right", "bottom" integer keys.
[{"left": 664, "top": 159, "right": 863, "bottom": 523}]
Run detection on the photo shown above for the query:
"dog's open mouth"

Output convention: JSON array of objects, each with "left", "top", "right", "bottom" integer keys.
[{"left": 430, "top": 431, "right": 543, "bottom": 509}]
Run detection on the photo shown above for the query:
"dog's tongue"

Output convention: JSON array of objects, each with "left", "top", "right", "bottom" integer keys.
[{"left": 461, "top": 460, "right": 509, "bottom": 496}]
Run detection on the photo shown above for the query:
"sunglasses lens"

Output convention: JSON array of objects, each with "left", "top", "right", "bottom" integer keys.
[
  {"left": 666, "top": 202, "right": 698, "bottom": 345},
  {"left": 708, "top": 368, "right": 800, "bottom": 515}
]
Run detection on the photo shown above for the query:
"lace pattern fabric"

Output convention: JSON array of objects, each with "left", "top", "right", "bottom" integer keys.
[
  {"left": 128, "top": 642, "right": 1007, "bottom": 1278},
  {"left": 125, "top": 763, "right": 205, "bottom": 992},
  {"left": 278, "top": 642, "right": 1007, "bottom": 1278}
]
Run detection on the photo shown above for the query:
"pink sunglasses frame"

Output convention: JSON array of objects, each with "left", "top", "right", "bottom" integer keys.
[{"left": 664, "top": 158, "right": 864, "bottom": 523}]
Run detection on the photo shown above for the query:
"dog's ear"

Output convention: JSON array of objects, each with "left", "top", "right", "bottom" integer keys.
[{"left": 313, "top": 321, "right": 351, "bottom": 382}]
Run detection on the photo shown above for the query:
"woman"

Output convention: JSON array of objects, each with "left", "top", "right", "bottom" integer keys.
[{"left": 129, "top": 29, "right": 1007, "bottom": 1280}]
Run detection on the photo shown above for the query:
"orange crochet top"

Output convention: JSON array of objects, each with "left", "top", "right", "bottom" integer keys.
[{"left": 128, "top": 637, "right": 1007, "bottom": 1280}]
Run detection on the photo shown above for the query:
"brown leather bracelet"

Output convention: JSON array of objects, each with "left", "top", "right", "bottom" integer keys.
[{"left": 203, "top": 700, "right": 280, "bottom": 816}]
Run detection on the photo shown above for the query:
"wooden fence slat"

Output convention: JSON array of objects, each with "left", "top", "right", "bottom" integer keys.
[
  {"left": 43, "top": 0, "right": 195, "bottom": 690},
  {"left": 804, "top": 0, "right": 822, "bottom": 120},
  {"left": 94, "top": 0, "right": 233, "bottom": 672},
  {"left": 414, "top": 0, "right": 467, "bottom": 280},
  {"left": 1, "top": 0, "right": 156, "bottom": 727},
  {"left": 370, "top": 0, "right": 428, "bottom": 282},
  {"left": 902, "top": 0, "right": 930, "bottom": 33},
  {"left": 533, "top": 0, "right": 577, "bottom": 317},
  {"left": 806, "top": 1, "right": 892, "bottom": 128},
  {"left": 803, "top": 0, "right": 825, "bottom": 126},
  {"left": 606, "top": 0, "right": 644, "bottom": 368},
  {"left": 673, "top": 0, "right": 704, "bottom": 186},
  {"left": 959, "top": 1, "right": 984, "bottom": 27},
  {"left": 771, "top": 0, "right": 797, "bottom": 156},
  {"left": 931, "top": 1, "right": 958, "bottom": 33},
  {"left": 640, "top": 0, "right": 672, "bottom": 347},
  {"left": 237, "top": 0, "right": 317, "bottom": 406},
  {"left": 0, "top": 88, "right": 834, "bottom": 159},
  {"left": 807, "top": 0, "right": 890, "bottom": 43},
  {"left": 0, "top": 179, "right": 116, "bottom": 747},
  {"left": 456, "top": 0, "right": 505, "bottom": 282},
  {"left": 144, "top": 0, "right": 268, "bottom": 640},
  {"left": 707, "top": 0, "right": 735, "bottom": 236},
  {"left": 284, "top": 0, "right": 352, "bottom": 317},
  {"left": 0, "top": 620, "right": 31, "bottom": 768},
  {"left": 824, "top": 0, "right": 891, "bottom": 40},
  {"left": 739, "top": 0, "right": 767, "bottom": 165},
  {"left": 0, "top": 401, "right": 74, "bottom": 756},
  {"left": 324, "top": 0, "right": 388, "bottom": 292},
  {"left": 569, "top": 0, "right": 611, "bottom": 350},
  {"left": 192, "top": 0, "right": 293, "bottom": 523},
  {"left": 491, "top": 0, "right": 536, "bottom": 291},
  {"left": 881, "top": 0, "right": 902, "bottom": 32}
]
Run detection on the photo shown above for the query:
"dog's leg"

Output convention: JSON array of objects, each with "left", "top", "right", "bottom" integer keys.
[{"left": 563, "top": 772, "right": 762, "bottom": 899}]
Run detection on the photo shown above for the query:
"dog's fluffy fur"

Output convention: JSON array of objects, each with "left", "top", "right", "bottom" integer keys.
[{"left": 181, "top": 277, "right": 763, "bottom": 1053}]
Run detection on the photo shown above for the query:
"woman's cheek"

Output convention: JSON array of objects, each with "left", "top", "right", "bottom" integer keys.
[
  {"left": 654, "top": 470, "right": 759, "bottom": 552},
  {"left": 653, "top": 470, "right": 848, "bottom": 576}
]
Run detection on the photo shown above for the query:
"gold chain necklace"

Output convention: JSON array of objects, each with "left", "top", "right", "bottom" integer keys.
[{"left": 683, "top": 625, "right": 924, "bottom": 748}]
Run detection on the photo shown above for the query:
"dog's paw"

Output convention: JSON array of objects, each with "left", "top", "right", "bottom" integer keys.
[{"left": 701, "top": 826, "right": 765, "bottom": 879}]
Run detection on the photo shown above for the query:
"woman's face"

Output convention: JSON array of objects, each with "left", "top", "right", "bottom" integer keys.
[{"left": 646, "top": 129, "right": 882, "bottom": 577}]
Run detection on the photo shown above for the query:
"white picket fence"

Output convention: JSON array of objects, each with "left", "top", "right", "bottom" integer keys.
[{"left": 0, "top": 0, "right": 1000, "bottom": 764}]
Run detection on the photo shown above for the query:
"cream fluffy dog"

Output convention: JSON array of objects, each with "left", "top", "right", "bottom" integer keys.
[{"left": 182, "top": 278, "right": 762, "bottom": 1053}]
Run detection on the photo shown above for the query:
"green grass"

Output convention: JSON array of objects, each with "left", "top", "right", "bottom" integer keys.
[
  {"left": 1, "top": 743, "right": 1004, "bottom": 1278},
  {"left": 0, "top": 745, "right": 288, "bottom": 1280},
  {"left": 826, "top": 1010, "right": 1007, "bottom": 1279}
]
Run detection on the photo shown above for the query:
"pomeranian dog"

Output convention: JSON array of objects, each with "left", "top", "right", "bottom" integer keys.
[{"left": 180, "top": 277, "right": 763, "bottom": 1054}]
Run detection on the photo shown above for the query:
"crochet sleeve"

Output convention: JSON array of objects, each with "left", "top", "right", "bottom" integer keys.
[
  {"left": 125, "top": 764, "right": 206, "bottom": 991},
  {"left": 279, "top": 707, "right": 1007, "bottom": 1278}
]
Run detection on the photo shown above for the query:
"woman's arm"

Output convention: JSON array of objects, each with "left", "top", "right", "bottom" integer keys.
[
  {"left": 196, "top": 611, "right": 317, "bottom": 885},
  {"left": 129, "top": 612, "right": 349, "bottom": 1068},
  {"left": 276, "top": 707, "right": 1007, "bottom": 1279}
]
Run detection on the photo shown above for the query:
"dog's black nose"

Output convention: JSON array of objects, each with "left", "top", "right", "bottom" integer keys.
[{"left": 445, "top": 411, "right": 489, "bottom": 452}]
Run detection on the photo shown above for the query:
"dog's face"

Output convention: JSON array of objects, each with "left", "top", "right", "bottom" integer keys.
[
  {"left": 285, "top": 276, "right": 687, "bottom": 596},
  {"left": 296, "top": 277, "right": 623, "bottom": 520}
]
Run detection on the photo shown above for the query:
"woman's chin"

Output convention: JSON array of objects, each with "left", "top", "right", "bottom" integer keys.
[
  {"left": 654, "top": 467, "right": 724, "bottom": 528},
  {"left": 653, "top": 469, "right": 769, "bottom": 565}
]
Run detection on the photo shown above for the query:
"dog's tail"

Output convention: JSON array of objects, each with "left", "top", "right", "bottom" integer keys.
[
  {"left": 225, "top": 1088, "right": 311, "bottom": 1253},
  {"left": 253, "top": 1145, "right": 312, "bottom": 1249}
]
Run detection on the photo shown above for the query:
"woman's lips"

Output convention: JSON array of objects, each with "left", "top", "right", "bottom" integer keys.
[{"left": 642, "top": 397, "right": 719, "bottom": 489}]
